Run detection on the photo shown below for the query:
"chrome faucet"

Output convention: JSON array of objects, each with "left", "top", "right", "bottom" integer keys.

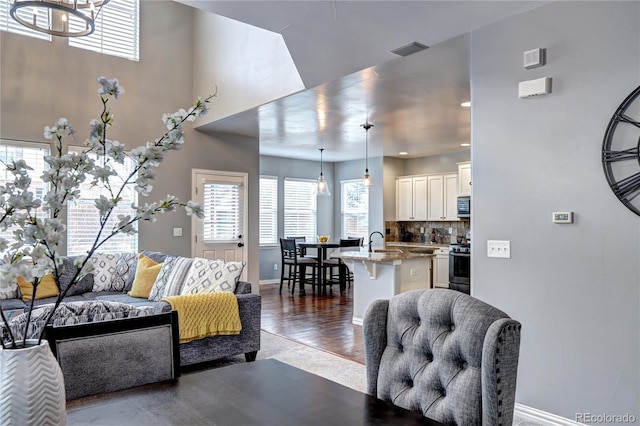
[{"left": 369, "top": 231, "right": 384, "bottom": 253}]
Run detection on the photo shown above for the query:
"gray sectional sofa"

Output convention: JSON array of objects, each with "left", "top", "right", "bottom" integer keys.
[{"left": 0, "top": 251, "right": 261, "bottom": 368}]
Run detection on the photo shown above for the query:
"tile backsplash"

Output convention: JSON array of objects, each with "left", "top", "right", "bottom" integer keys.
[{"left": 385, "top": 220, "right": 471, "bottom": 244}]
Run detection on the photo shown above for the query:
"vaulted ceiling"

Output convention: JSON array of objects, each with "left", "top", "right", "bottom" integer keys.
[{"left": 178, "top": 1, "right": 548, "bottom": 161}]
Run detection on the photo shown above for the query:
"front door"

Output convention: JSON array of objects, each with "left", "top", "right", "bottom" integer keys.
[{"left": 191, "top": 169, "right": 248, "bottom": 280}]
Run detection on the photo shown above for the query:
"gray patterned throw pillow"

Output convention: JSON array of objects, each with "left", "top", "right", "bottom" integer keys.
[
  {"left": 112, "top": 253, "right": 138, "bottom": 292},
  {"left": 148, "top": 256, "right": 193, "bottom": 301},
  {"left": 181, "top": 258, "right": 244, "bottom": 295}
]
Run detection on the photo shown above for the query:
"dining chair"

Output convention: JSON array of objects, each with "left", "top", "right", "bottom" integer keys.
[
  {"left": 363, "top": 289, "right": 521, "bottom": 426},
  {"left": 326, "top": 238, "right": 362, "bottom": 291},
  {"left": 289, "top": 236, "right": 307, "bottom": 257},
  {"left": 279, "top": 238, "right": 317, "bottom": 295}
]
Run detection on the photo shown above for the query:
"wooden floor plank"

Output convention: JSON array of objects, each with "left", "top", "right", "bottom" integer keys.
[{"left": 260, "top": 283, "right": 365, "bottom": 364}]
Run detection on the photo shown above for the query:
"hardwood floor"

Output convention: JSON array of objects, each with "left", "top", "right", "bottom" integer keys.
[{"left": 260, "top": 283, "right": 365, "bottom": 364}]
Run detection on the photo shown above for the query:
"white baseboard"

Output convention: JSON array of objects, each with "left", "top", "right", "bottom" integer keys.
[
  {"left": 515, "top": 403, "right": 584, "bottom": 426},
  {"left": 259, "top": 279, "right": 279, "bottom": 285}
]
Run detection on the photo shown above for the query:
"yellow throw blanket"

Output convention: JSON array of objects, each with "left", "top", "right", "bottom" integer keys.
[{"left": 161, "top": 292, "right": 242, "bottom": 343}]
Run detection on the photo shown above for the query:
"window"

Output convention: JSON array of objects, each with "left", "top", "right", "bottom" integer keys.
[
  {"left": 66, "top": 148, "right": 138, "bottom": 256},
  {"left": 284, "top": 178, "right": 316, "bottom": 241},
  {"left": 341, "top": 179, "right": 368, "bottom": 239},
  {"left": 0, "top": 141, "right": 50, "bottom": 247},
  {"left": 0, "top": 0, "right": 51, "bottom": 41},
  {"left": 259, "top": 176, "right": 277, "bottom": 246},
  {"left": 69, "top": 0, "right": 139, "bottom": 61},
  {"left": 201, "top": 180, "right": 243, "bottom": 242}
]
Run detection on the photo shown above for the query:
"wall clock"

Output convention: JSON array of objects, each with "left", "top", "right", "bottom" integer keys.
[{"left": 602, "top": 85, "right": 640, "bottom": 216}]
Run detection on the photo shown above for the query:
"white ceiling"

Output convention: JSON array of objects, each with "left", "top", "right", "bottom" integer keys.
[{"left": 179, "top": 1, "right": 548, "bottom": 162}]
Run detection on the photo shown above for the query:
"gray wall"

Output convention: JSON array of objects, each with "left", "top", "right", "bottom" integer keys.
[
  {"left": 471, "top": 1, "right": 639, "bottom": 418},
  {"left": 0, "top": 1, "right": 260, "bottom": 288},
  {"left": 404, "top": 151, "right": 470, "bottom": 176}
]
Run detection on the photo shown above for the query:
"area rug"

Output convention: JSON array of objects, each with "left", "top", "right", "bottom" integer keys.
[{"left": 192, "top": 330, "right": 366, "bottom": 393}]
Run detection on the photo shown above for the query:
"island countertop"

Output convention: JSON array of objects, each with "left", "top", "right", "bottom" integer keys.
[{"left": 339, "top": 249, "right": 435, "bottom": 263}]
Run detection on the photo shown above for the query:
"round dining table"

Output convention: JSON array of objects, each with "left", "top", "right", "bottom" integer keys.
[{"left": 298, "top": 241, "right": 340, "bottom": 295}]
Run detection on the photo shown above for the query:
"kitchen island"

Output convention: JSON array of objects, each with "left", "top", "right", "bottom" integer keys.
[{"left": 339, "top": 249, "right": 435, "bottom": 325}]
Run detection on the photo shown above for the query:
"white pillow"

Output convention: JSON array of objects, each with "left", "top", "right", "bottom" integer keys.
[
  {"left": 90, "top": 253, "right": 121, "bottom": 292},
  {"left": 181, "top": 258, "right": 244, "bottom": 295}
]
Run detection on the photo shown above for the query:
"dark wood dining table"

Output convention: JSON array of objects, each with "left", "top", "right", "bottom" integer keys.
[
  {"left": 298, "top": 241, "right": 340, "bottom": 294},
  {"left": 66, "top": 359, "right": 443, "bottom": 425}
]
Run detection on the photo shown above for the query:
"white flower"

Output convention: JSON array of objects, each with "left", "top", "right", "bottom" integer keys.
[
  {"left": 88, "top": 119, "right": 104, "bottom": 142},
  {"left": 95, "top": 196, "right": 114, "bottom": 217},
  {"left": 97, "top": 77, "right": 124, "bottom": 100},
  {"left": 185, "top": 201, "right": 204, "bottom": 219}
]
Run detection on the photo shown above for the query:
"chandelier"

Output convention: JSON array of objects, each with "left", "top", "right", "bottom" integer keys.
[{"left": 10, "top": 0, "right": 111, "bottom": 37}]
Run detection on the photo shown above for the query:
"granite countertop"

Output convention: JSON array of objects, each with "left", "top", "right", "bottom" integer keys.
[
  {"left": 339, "top": 249, "right": 435, "bottom": 262},
  {"left": 386, "top": 242, "right": 450, "bottom": 249}
]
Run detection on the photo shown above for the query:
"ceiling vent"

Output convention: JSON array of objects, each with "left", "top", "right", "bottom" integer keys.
[{"left": 390, "top": 42, "right": 429, "bottom": 57}]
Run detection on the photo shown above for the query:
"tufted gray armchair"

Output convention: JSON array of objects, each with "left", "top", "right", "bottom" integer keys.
[{"left": 363, "top": 289, "right": 521, "bottom": 426}]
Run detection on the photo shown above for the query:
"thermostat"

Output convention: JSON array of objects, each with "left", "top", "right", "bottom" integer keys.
[{"left": 552, "top": 212, "right": 573, "bottom": 224}]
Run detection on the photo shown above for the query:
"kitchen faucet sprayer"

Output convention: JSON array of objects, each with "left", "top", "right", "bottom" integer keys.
[{"left": 369, "top": 231, "right": 384, "bottom": 253}]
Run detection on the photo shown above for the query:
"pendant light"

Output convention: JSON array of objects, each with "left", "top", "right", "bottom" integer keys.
[
  {"left": 362, "top": 122, "right": 374, "bottom": 186},
  {"left": 317, "top": 148, "right": 331, "bottom": 196}
]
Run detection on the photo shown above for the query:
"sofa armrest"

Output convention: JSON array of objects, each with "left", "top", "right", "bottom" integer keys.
[
  {"left": 235, "top": 281, "right": 252, "bottom": 294},
  {"left": 236, "top": 292, "right": 261, "bottom": 332}
]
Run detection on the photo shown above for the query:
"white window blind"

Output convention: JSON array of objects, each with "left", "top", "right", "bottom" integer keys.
[
  {"left": 284, "top": 178, "right": 316, "bottom": 241},
  {"left": 341, "top": 179, "right": 368, "bottom": 240},
  {"left": 202, "top": 181, "right": 243, "bottom": 242},
  {"left": 66, "top": 148, "right": 137, "bottom": 256},
  {"left": 0, "top": 0, "right": 51, "bottom": 40},
  {"left": 259, "top": 176, "right": 277, "bottom": 246},
  {"left": 0, "top": 141, "right": 50, "bottom": 248},
  {"left": 69, "top": 0, "right": 139, "bottom": 61}
]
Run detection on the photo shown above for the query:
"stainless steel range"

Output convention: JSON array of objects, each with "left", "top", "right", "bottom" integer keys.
[{"left": 449, "top": 243, "right": 470, "bottom": 294}]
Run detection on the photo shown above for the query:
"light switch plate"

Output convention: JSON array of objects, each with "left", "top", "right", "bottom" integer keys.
[
  {"left": 552, "top": 211, "right": 573, "bottom": 224},
  {"left": 487, "top": 240, "right": 511, "bottom": 258},
  {"left": 173, "top": 227, "right": 183, "bottom": 237}
]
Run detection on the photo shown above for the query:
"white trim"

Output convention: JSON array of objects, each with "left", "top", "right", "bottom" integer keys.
[
  {"left": 191, "top": 168, "right": 249, "bottom": 280},
  {"left": 259, "top": 279, "right": 279, "bottom": 285},
  {"left": 514, "top": 403, "right": 584, "bottom": 426}
]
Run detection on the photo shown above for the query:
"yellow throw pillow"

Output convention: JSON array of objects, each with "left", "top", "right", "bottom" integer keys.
[
  {"left": 17, "top": 274, "right": 60, "bottom": 302},
  {"left": 128, "top": 254, "right": 163, "bottom": 298}
]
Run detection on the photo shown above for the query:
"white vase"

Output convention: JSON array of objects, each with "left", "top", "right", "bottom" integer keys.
[{"left": 0, "top": 339, "right": 66, "bottom": 425}]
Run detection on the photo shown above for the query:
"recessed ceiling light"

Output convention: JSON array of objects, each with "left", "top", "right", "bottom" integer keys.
[
  {"left": 460, "top": 101, "right": 471, "bottom": 107},
  {"left": 398, "top": 151, "right": 408, "bottom": 156},
  {"left": 460, "top": 143, "right": 471, "bottom": 147}
]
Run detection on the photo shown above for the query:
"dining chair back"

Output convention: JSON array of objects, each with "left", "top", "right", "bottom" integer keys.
[
  {"left": 340, "top": 238, "right": 362, "bottom": 248},
  {"left": 363, "top": 289, "right": 521, "bottom": 426},
  {"left": 279, "top": 238, "right": 316, "bottom": 295},
  {"left": 289, "top": 236, "right": 307, "bottom": 256}
]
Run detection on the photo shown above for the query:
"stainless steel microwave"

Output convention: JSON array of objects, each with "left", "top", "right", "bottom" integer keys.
[{"left": 457, "top": 196, "right": 470, "bottom": 218}]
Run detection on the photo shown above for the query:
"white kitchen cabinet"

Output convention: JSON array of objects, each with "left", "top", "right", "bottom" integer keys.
[
  {"left": 458, "top": 161, "right": 471, "bottom": 196},
  {"left": 433, "top": 248, "right": 450, "bottom": 288},
  {"left": 427, "top": 173, "right": 458, "bottom": 221},
  {"left": 396, "top": 176, "right": 427, "bottom": 221}
]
